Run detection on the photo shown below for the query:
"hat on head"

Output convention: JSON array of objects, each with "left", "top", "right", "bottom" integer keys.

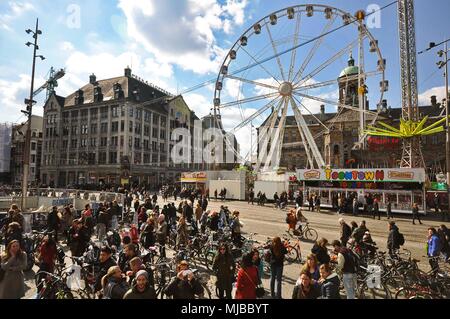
[{"left": 136, "top": 269, "right": 148, "bottom": 280}]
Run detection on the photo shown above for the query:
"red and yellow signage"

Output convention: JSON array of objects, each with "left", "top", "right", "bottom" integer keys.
[
  {"left": 297, "top": 168, "right": 425, "bottom": 183},
  {"left": 181, "top": 172, "right": 207, "bottom": 183}
]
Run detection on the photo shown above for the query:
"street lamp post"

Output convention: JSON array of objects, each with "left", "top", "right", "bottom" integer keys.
[
  {"left": 21, "top": 18, "right": 44, "bottom": 210},
  {"left": 441, "top": 43, "right": 450, "bottom": 218}
]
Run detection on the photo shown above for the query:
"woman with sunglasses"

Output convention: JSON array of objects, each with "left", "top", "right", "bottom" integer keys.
[{"left": 212, "top": 244, "right": 235, "bottom": 299}]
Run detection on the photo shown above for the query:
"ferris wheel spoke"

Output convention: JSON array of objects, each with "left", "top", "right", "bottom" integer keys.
[
  {"left": 225, "top": 96, "right": 281, "bottom": 136},
  {"left": 224, "top": 74, "right": 278, "bottom": 91},
  {"left": 290, "top": 97, "right": 325, "bottom": 168},
  {"left": 288, "top": 11, "right": 302, "bottom": 82},
  {"left": 291, "top": 14, "right": 337, "bottom": 84},
  {"left": 293, "top": 38, "right": 360, "bottom": 88},
  {"left": 293, "top": 91, "right": 378, "bottom": 116},
  {"left": 263, "top": 98, "right": 289, "bottom": 170},
  {"left": 254, "top": 98, "right": 284, "bottom": 171},
  {"left": 240, "top": 46, "right": 282, "bottom": 85},
  {"left": 265, "top": 22, "right": 287, "bottom": 81},
  {"left": 292, "top": 95, "right": 330, "bottom": 131},
  {"left": 219, "top": 92, "right": 279, "bottom": 108}
]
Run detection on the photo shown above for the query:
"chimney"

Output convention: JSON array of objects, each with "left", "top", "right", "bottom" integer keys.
[
  {"left": 431, "top": 95, "right": 437, "bottom": 107},
  {"left": 89, "top": 73, "right": 96, "bottom": 84},
  {"left": 124, "top": 66, "right": 132, "bottom": 77},
  {"left": 320, "top": 104, "right": 325, "bottom": 115}
]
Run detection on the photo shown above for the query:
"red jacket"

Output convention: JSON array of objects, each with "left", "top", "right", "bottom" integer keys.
[{"left": 235, "top": 266, "right": 258, "bottom": 299}]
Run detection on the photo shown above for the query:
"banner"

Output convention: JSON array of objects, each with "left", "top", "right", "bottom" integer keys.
[
  {"left": 181, "top": 172, "right": 207, "bottom": 182},
  {"left": 0, "top": 123, "right": 12, "bottom": 173},
  {"left": 297, "top": 168, "right": 426, "bottom": 183}
]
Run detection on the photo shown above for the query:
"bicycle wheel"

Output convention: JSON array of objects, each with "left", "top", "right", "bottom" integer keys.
[
  {"left": 358, "top": 282, "right": 391, "bottom": 299},
  {"left": 285, "top": 246, "right": 299, "bottom": 263},
  {"left": 304, "top": 228, "right": 318, "bottom": 242},
  {"left": 198, "top": 283, "right": 212, "bottom": 299}
]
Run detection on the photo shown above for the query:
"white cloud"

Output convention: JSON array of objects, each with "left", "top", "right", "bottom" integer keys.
[
  {"left": 59, "top": 41, "right": 75, "bottom": 52},
  {"left": 253, "top": 77, "right": 278, "bottom": 96},
  {"left": 117, "top": 0, "right": 249, "bottom": 74},
  {"left": 0, "top": 73, "right": 46, "bottom": 122},
  {"left": 0, "top": 1, "right": 35, "bottom": 31},
  {"left": 419, "top": 86, "right": 447, "bottom": 106},
  {"left": 184, "top": 93, "right": 212, "bottom": 119}
]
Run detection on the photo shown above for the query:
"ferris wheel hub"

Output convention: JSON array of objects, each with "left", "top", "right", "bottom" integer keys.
[{"left": 278, "top": 81, "right": 293, "bottom": 96}]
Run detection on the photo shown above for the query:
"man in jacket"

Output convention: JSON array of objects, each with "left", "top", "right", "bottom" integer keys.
[
  {"left": 427, "top": 227, "right": 442, "bottom": 273},
  {"left": 292, "top": 271, "right": 320, "bottom": 299},
  {"left": 164, "top": 261, "right": 204, "bottom": 299},
  {"left": 118, "top": 243, "right": 138, "bottom": 273},
  {"left": 95, "top": 246, "right": 117, "bottom": 292},
  {"left": 123, "top": 270, "right": 156, "bottom": 299},
  {"left": 339, "top": 218, "right": 352, "bottom": 247},
  {"left": 318, "top": 263, "right": 341, "bottom": 299},
  {"left": 126, "top": 257, "right": 154, "bottom": 288},
  {"left": 331, "top": 240, "right": 357, "bottom": 299},
  {"left": 387, "top": 221, "right": 401, "bottom": 256},
  {"left": 351, "top": 220, "right": 368, "bottom": 244}
]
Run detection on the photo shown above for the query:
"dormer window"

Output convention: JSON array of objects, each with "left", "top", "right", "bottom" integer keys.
[
  {"left": 113, "top": 83, "right": 124, "bottom": 99},
  {"left": 75, "top": 89, "right": 84, "bottom": 105},
  {"left": 94, "top": 85, "right": 103, "bottom": 102},
  {"left": 132, "top": 86, "right": 140, "bottom": 101}
]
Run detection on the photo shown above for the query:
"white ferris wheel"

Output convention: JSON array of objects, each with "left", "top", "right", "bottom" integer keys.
[{"left": 212, "top": 4, "right": 388, "bottom": 171}]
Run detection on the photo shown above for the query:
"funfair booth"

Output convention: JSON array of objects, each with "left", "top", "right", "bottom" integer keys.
[{"left": 297, "top": 168, "right": 427, "bottom": 214}]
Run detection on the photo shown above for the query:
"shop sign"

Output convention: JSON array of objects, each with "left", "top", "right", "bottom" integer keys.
[
  {"left": 181, "top": 172, "right": 207, "bottom": 182},
  {"left": 297, "top": 168, "right": 425, "bottom": 183}
]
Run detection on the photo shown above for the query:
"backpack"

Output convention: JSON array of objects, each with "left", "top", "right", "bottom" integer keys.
[{"left": 398, "top": 232, "right": 405, "bottom": 246}]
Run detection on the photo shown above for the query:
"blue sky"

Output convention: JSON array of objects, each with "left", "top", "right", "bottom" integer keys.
[{"left": 0, "top": 0, "right": 449, "bottom": 157}]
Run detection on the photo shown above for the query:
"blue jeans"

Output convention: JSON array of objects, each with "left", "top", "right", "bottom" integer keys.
[
  {"left": 270, "top": 264, "right": 283, "bottom": 299},
  {"left": 342, "top": 273, "right": 357, "bottom": 299}
]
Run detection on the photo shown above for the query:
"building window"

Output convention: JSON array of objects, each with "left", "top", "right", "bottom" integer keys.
[
  {"left": 90, "top": 138, "right": 96, "bottom": 147},
  {"left": 129, "top": 121, "right": 133, "bottom": 133},
  {"left": 111, "top": 121, "right": 119, "bottom": 133},
  {"left": 134, "top": 137, "right": 141, "bottom": 149},
  {"left": 121, "top": 105, "right": 125, "bottom": 117},
  {"left": 160, "top": 130, "right": 165, "bottom": 139},
  {"left": 90, "top": 108, "right": 98, "bottom": 120},
  {"left": 71, "top": 110, "right": 78, "bottom": 119},
  {"left": 100, "top": 137, "right": 108, "bottom": 147},
  {"left": 111, "top": 136, "right": 118, "bottom": 146},
  {"left": 63, "top": 112, "right": 69, "bottom": 123},
  {"left": 80, "top": 139, "right": 87, "bottom": 147},
  {"left": 129, "top": 136, "right": 132, "bottom": 148},
  {"left": 129, "top": 107, "right": 134, "bottom": 118},
  {"left": 100, "top": 123, "right": 108, "bottom": 133},
  {"left": 90, "top": 123, "right": 97, "bottom": 134},
  {"left": 81, "top": 109, "right": 88, "bottom": 119},
  {"left": 71, "top": 126, "right": 78, "bottom": 135},
  {"left": 31, "top": 142, "right": 36, "bottom": 151},
  {"left": 71, "top": 139, "right": 77, "bottom": 148},
  {"left": 153, "top": 114, "right": 159, "bottom": 125},
  {"left": 120, "top": 136, "right": 124, "bottom": 147},
  {"left": 31, "top": 155, "right": 36, "bottom": 163},
  {"left": 120, "top": 120, "right": 125, "bottom": 132},
  {"left": 144, "top": 153, "right": 150, "bottom": 163},
  {"left": 109, "top": 152, "right": 117, "bottom": 164},
  {"left": 144, "top": 125, "right": 150, "bottom": 137},
  {"left": 152, "top": 141, "right": 157, "bottom": 151},
  {"left": 99, "top": 152, "right": 107, "bottom": 164},
  {"left": 152, "top": 128, "right": 158, "bottom": 138},
  {"left": 144, "top": 111, "right": 150, "bottom": 122},
  {"left": 144, "top": 140, "right": 149, "bottom": 150},
  {"left": 100, "top": 107, "right": 108, "bottom": 119},
  {"left": 136, "top": 109, "right": 142, "bottom": 120},
  {"left": 62, "top": 140, "right": 68, "bottom": 149},
  {"left": 111, "top": 105, "right": 119, "bottom": 118},
  {"left": 161, "top": 116, "right": 166, "bottom": 127},
  {"left": 160, "top": 143, "right": 165, "bottom": 152},
  {"left": 135, "top": 123, "right": 141, "bottom": 134},
  {"left": 81, "top": 124, "right": 88, "bottom": 134},
  {"left": 88, "top": 153, "right": 96, "bottom": 165}
]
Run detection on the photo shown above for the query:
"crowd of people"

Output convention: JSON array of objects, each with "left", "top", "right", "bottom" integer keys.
[{"left": 0, "top": 183, "right": 449, "bottom": 300}]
